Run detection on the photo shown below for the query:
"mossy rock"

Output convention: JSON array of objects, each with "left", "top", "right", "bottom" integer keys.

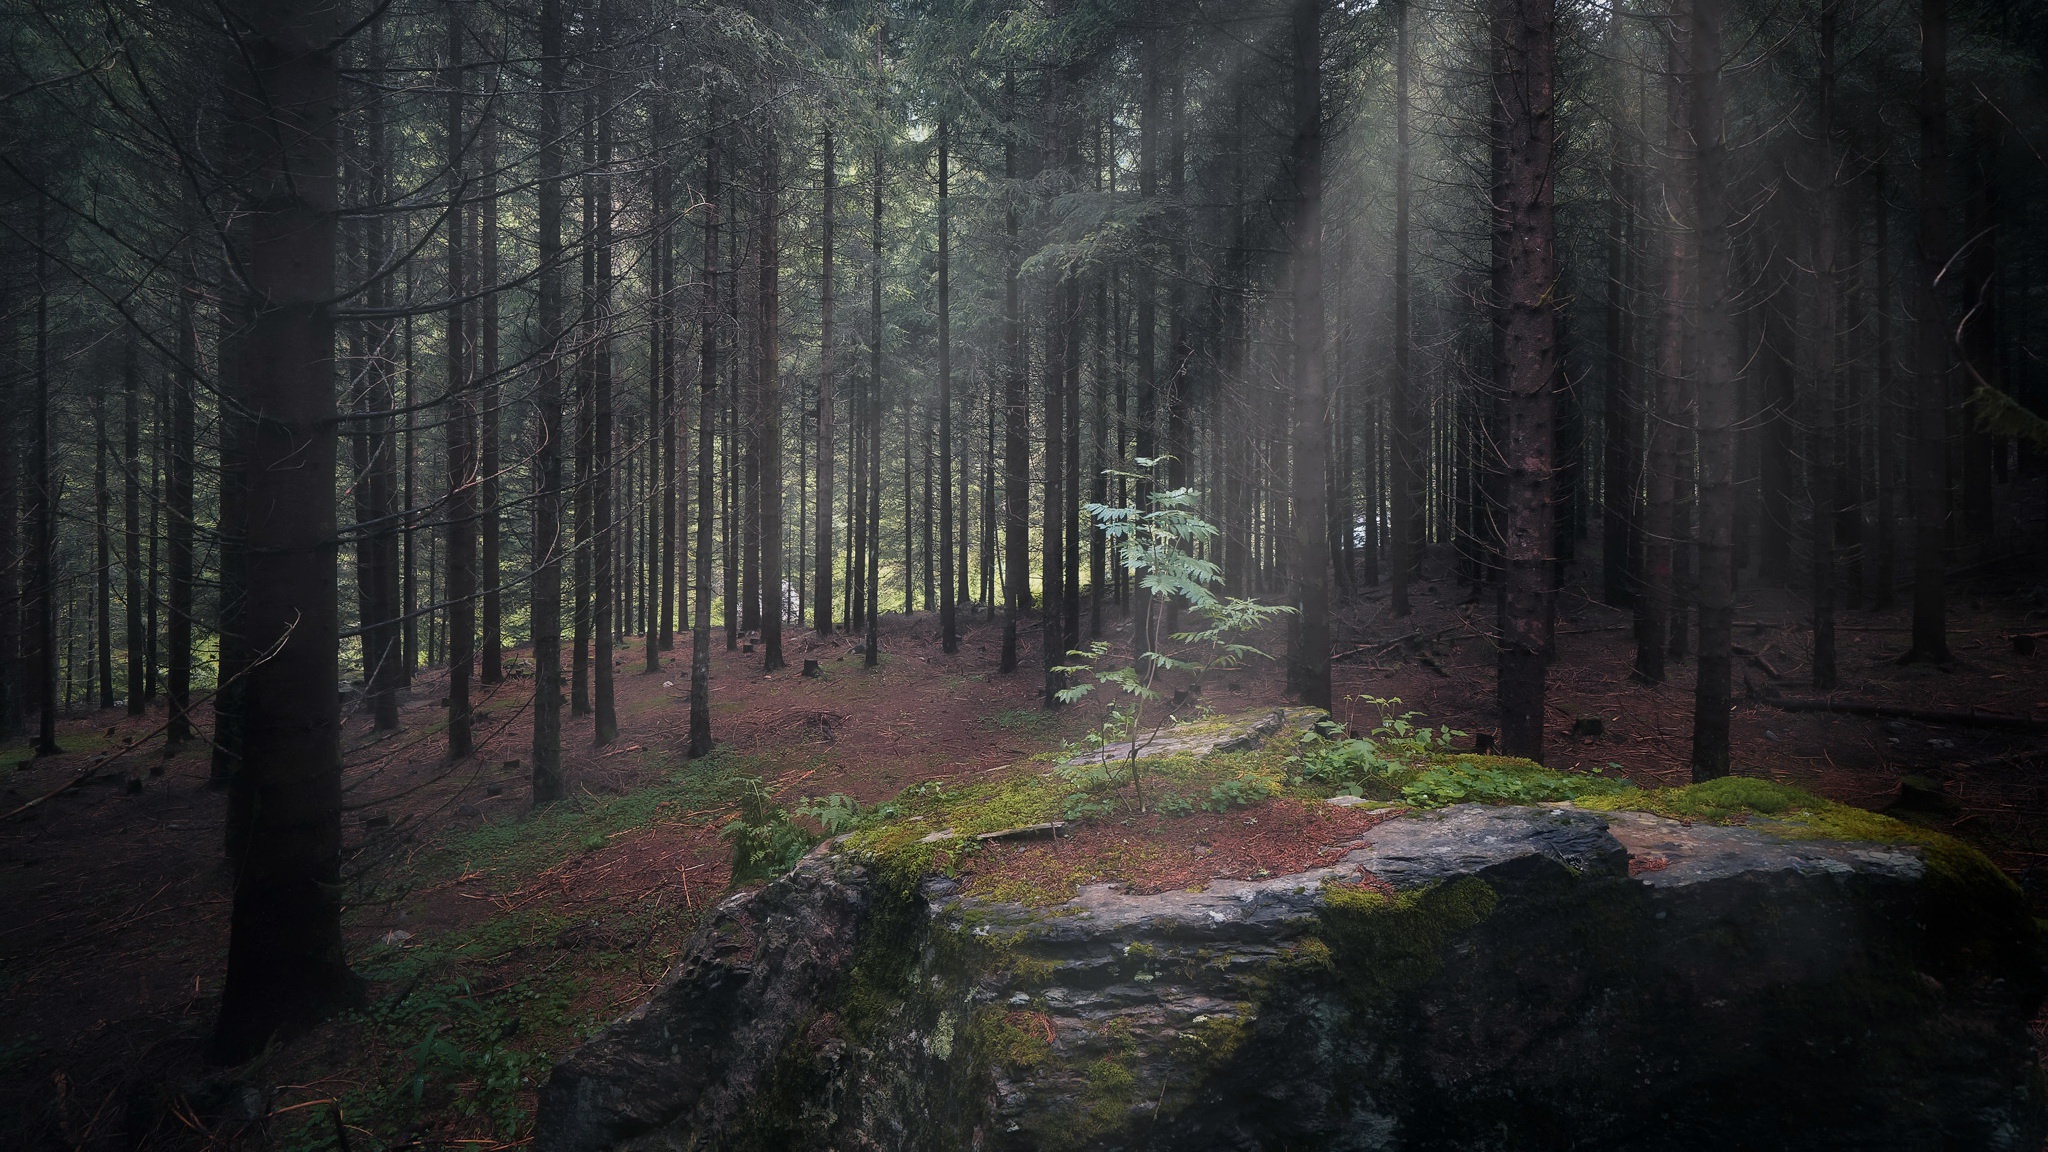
[{"left": 540, "top": 766, "right": 2048, "bottom": 1152}]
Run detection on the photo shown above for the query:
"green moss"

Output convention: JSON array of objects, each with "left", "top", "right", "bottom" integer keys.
[
  {"left": 1577, "top": 775, "right": 1809, "bottom": 822},
  {"left": 1176, "top": 1012, "right": 1253, "bottom": 1069},
  {"left": 974, "top": 1006, "right": 1055, "bottom": 1071},
  {"left": 1579, "top": 776, "right": 2018, "bottom": 897},
  {"left": 1317, "top": 877, "right": 1500, "bottom": 1003}
]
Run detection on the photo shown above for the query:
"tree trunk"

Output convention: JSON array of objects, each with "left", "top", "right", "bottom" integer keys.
[
  {"left": 208, "top": 0, "right": 358, "bottom": 1063},
  {"left": 1286, "top": 0, "right": 1332, "bottom": 710},
  {"left": 479, "top": 82, "right": 504, "bottom": 687},
  {"left": 866, "top": 136, "right": 884, "bottom": 669},
  {"left": 31, "top": 198, "right": 60, "bottom": 756},
  {"left": 1906, "top": 0, "right": 1950, "bottom": 663},
  {"left": 938, "top": 123, "right": 957, "bottom": 653},
  {"left": 443, "top": 6, "right": 476, "bottom": 762},
  {"left": 572, "top": 84, "right": 595, "bottom": 715},
  {"left": 688, "top": 105, "right": 718, "bottom": 759},
  {"left": 1689, "top": 0, "right": 1739, "bottom": 780},
  {"left": 1871, "top": 164, "right": 1897, "bottom": 610},
  {"left": 591, "top": 0, "right": 619, "bottom": 744},
  {"left": 94, "top": 398, "right": 113, "bottom": 708},
  {"left": 1634, "top": 6, "right": 1690, "bottom": 686},
  {"left": 1391, "top": 0, "right": 1417, "bottom": 619},
  {"left": 123, "top": 334, "right": 143, "bottom": 716},
  {"left": 1807, "top": 0, "right": 1841, "bottom": 693},
  {"left": 532, "top": 0, "right": 567, "bottom": 802},
  {"left": 0, "top": 273, "right": 18, "bottom": 740},
  {"left": 999, "top": 74, "right": 1026, "bottom": 675},
  {"left": 1491, "top": 0, "right": 1559, "bottom": 761},
  {"left": 761, "top": 127, "right": 786, "bottom": 673},
  {"left": 815, "top": 130, "right": 836, "bottom": 637},
  {"left": 1601, "top": 126, "right": 1637, "bottom": 609}
]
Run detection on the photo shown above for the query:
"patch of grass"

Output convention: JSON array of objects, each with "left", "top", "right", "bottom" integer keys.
[
  {"left": 425, "top": 748, "right": 770, "bottom": 883},
  {"left": 984, "top": 707, "right": 1062, "bottom": 738}
]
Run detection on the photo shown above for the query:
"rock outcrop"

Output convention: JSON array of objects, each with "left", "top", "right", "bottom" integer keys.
[{"left": 537, "top": 727, "right": 2047, "bottom": 1151}]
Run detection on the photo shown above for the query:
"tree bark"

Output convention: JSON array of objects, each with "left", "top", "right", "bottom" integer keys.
[
  {"left": 591, "top": 0, "right": 619, "bottom": 743},
  {"left": 531, "top": 0, "right": 567, "bottom": 802},
  {"left": 1634, "top": 5, "right": 1690, "bottom": 686},
  {"left": 94, "top": 397, "right": 112, "bottom": 708},
  {"left": 1491, "top": 0, "right": 1559, "bottom": 761},
  {"left": 938, "top": 122, "right": 957, "bottom": 653},
  {"left": 479, "top": 77, "right": 503, "bottom": 687},
  {"left": 123, "top": 333, "right": 144, "bottom": 716},
  {"left": 815, "top": 130, "right": 836, "bottom": 637},
  {"left": 1906, "top": 0, "right": 1950, "bottom": 663},
  {"left": 1286, "top": 0, "right": 1332, "bottom": 710},
  {"left": 32, "top": 198, "right": 60, "bottom": 756},
  {"left": 443, "top": 5, "right": 476, "bottom": 761},
  {"left": 688, "top": 104, "right": 719, "bottom": 759},
  {"left": 1391, "top": 0, "right": 1417, "bottom": 619},
  {"left": 999, "top": 74, "right": 1026, "bottom": 675},
  {"left": 208, "top": 0, "right": 358, "bottom": 1063},
  {"left": 1688, "top": 0, "right": 1738, "bottom": 780},
  {"left": 760, "top": 126, "right": 785, "bottom": 673}
]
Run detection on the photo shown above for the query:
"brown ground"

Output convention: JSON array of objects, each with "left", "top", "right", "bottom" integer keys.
[
  {"left": 963, "top": 801, "right": 1404, "bottom": 904},
  {"left": 3, "top": 552, "right": 2045, "bottom": 1149}
]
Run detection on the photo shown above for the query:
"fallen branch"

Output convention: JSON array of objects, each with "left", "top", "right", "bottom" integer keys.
[{"left": 1759, "top": 690, "right": 2048, "bottom": 733}]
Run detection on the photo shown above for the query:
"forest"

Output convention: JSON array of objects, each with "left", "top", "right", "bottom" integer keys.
[{"left": 3, "top": 0, "right": 2047, "bottom": 1147}]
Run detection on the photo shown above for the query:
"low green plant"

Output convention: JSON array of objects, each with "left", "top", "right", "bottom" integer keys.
[
  {"left": 720, "top": 777, "right": 820, "bottom": 881},
  {"left": 1290, "top": 696, "right": 1467, "bottom": 795},
  {"left": 795, "top": 792, "right": 862, "bottom": 835},
  {"left": 1055, "top": 460, "right": 1291, "bottom": 811}
]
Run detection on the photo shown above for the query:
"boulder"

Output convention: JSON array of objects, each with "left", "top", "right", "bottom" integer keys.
[{"left": 538, "top": 764, "right": 2046, "bottom": 1151}]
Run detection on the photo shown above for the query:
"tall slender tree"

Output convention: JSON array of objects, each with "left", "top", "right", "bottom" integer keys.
[
  {"left": 532, "top": 0, "right": 567, "bottom": 802},
  {"left": 1285, "top": 0, "right": 1332, "bottom": 709},
  {"left": 1491, "top": 0, "right": 1560, "bottom": 760},
  {"left": 209, "top": 0, "right": 358, "bottom": 1062}
]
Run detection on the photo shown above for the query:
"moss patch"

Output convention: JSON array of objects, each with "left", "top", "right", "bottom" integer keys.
[{"left": 1316, "top": 876, "right": 1501, "bottom": 1004}]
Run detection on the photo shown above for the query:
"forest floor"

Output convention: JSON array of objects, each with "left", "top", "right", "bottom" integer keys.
[{"left": 3, "top": 551, "right": 2046, "bottom": 1150}]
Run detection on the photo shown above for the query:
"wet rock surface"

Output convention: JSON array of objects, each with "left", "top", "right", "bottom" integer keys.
[{"left": 539, "top": 758, "right": 2047, "bottom": 1151}]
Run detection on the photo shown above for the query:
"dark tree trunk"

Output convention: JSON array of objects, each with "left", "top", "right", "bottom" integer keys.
[
  {"left": 815, "top": 130, "right": 836, "bottom": 637},
  {"left": 572, "top": 85, "right": 595, "bottom": 716},
  {"left": 1807, "top": 0, "right": 1841, "bottom": 693},
  {"left": 359, "top": 20, "right": 401, "bottom": 731},
  {"left": 938, "top": 123, "right": 956, "bottom": 653},
  {"left": 760, "top": 128, "right": 785, "bottom": 673},
  {"left": 1133, "top": 46, "right": 1159, "bottom": 655},
  {"left": 479, "top": 86, "right": 503, "bottom": 687},
  {"left": 1689, "top": 0, "right": 1739, "bottom": 780},
  {"left": 95, "top": 399, "right": 113, "bottom": 709},
  {"left": 1601, "top": 133, "right": 1637, "bottom": 609},
  {"left": 591, "top": 0, "right": 619, "bottom": 743},
  {"left": 443, "top": 6, "right": 476, "bottom": 762},
  {"left": 865, "top": 137, "right": 884, "bottom": 670},
  {"left": 1491, "top": 0, "right": 1559, "bottom": 761},
  {"left": 1285, "top": 0, "right": 1332, "bottom": 710},
  {"left": 208, "top": 0, "right": 359, "bottom": 1063},
  {"left": 1871, "top": 165, "right": 1897, "bottom": 610},
  {"left": 531, "top": 0, "right": 567, "bottom": 802},
  {"left": 1634, "top": 7, "right": 1689, "bottom": 686},
  {"left": 165, "top": 271, "right": 197, "bottom": 751},
  {"left": 0, "top": 273, "right": 17, "bottom": 740},
  {"left": 688, "top": 106, "right": 718, "bottom": 759},
  {"left": 999, "top": 74, "right": 1026, "bottom": 675},
  {"left": 123, "top": 334, "right": 144, "bottom": 716},
  {"left": 1906, "top": 0, "right": 1950, "bottom": 663},
  {"left": 31, "top": 199, "right": 60, "bottom": 756},
  {"left": 1391, "top": 0, "right": 1417, "bottom": 618}
]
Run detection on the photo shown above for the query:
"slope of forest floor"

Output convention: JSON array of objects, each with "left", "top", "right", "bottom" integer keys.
[{"left": 3, "top": 554, "right": 2046, "bottom": 1150}]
